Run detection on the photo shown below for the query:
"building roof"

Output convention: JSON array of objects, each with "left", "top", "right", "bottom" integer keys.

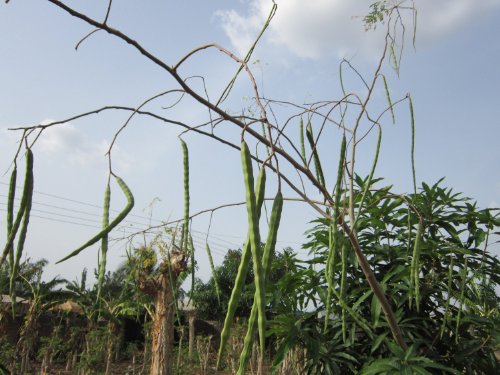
[
  {"left": 50, "top": 300, "right": 83, "bottom": 314},
  {"left": 1, "top": 294, "right": 28, "bottom": 304}
]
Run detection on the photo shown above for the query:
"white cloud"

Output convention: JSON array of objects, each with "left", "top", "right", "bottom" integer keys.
[
  {"left": 216, "top": 8, "right": 265, "bottom": 58},
  {"left": 37, "top": 122, "right": 133, "bottom": 172},
  {"left": 217, "top": 0, "right": 500, "bottom": 60},
  {"left": 416, "top": 0, "right": 499, "bottom": 41},
  {"left": 38, "top": 121, "right": 82, "bottom": 154}
]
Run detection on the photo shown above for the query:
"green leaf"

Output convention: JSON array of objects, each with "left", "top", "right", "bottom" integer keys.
[
  {"left": 361, "top": 358, "right": 400, "bottom": 374},
  {"left": 410, "top": 365, "right": 433, "bottom": 375},
  {"left": 371, "top": 332, "right": 389, "bottom": 354},
  {"left": 371, "top": 289, "right": 382, "bottom": 327}
]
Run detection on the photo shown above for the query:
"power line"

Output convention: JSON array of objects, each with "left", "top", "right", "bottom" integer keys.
[
  {"left": 0, "top": 207, "right": 230, "bottom": 259},
  {"left": 0, "top": 193, "right": 161, "bottom": 228},
  {"left": 0, "top": 202, "right": 303, "bottom": 255},
  {"left": 204, "top": 228, "right": 303, "bottom": 246},
  {"left": 0, "top": 192, "right": 244, "bottom": 248},
  {"left": 0, "top": 181, "right": 164, "bottom": 223},
  {"left": 0, "top": 196, "right": 180, "bottom": 238},
  {"left": 0, "top": 211, "right": 225, "bottom": 265},
  {"left": 191, "top": 228, "right": 243, "bottom": 248},
  {"left": 0, "top": 207, "right": 101, "bottom": 230},
  {"left": 1, "top": 186, "right": 253, "bottom": 245},
  {"left": 0, "top": 183, "right": 303, "bottom": 252},
  {"left": 0, "top": 194, "right": 102, "bottom": 218}
]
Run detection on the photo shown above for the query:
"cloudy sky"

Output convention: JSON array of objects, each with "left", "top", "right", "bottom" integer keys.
[{"left": 1, "top": 0, "right": 499, "bottom": 284}]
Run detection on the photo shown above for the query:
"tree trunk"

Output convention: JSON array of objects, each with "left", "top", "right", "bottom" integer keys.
[
  {"left": 105, "top": 321, "right": 118, "bottom": 375},
  {"left": 149, "top": 272, "right": 176, "bottom": 375},
  {"left": 105, "top": 342, "right": 113, "bottom": 375},
  {"left": 188, "top": 312, "right": 195, "bottom": 361},
  {"left": 137, "top": 249, "right": 186, "bottom": 375}
]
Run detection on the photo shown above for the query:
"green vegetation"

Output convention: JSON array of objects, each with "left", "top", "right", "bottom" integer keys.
[
  {"left": 0, "top": 178, "right": 498, "bottom": 373},
  {"left": 2, "top": 1, "right": 499, "bottom": 374},
  {"left": 270, "top": 177, "right": 499, "bottom": 374}
]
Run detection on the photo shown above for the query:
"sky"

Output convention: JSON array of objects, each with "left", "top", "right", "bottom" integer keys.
[{"left": 1, "top": 0, "right": 499, "bottom": 285}]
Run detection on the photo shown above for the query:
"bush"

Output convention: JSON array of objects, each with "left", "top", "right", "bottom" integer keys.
[{"left": 271, "top": 177, "right": 499, "bottom": 374}]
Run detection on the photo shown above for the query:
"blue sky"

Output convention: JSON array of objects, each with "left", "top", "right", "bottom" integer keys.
[{"left": 1, "top": 0, "right": 499, "bottom": 284}]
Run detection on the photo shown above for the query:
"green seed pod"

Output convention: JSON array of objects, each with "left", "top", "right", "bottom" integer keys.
[
  {"left": 56, "top": 174, "right": 134, "bottom": 264},
  {"left": 340, "top": 241, "right": 347, "bottom": 342},
  {"left": 334, "top": 136, "right": 346, "bottom": 211},
  {"left": 409, "top": 95, "right": 417, "bottom": 194},
  {"left": 189, "top": 234, "right": 195, "bottom": 302},
  {"left": 0, "top": 151, "right": 34, "bottom": 270},
  {"left": 240, "top": 141, "right": 266, "bottom": 359},
  {"left": 440, "top": 255, "right": 454, "bottom": 339},
  {"left": 237, "top": 304, "right": 258, "bottom": 375},
  {"left": 299, "top": 118, "right": 306, "bottom": 165},
  {"left": 237, "top": 191, "right": 283, "bottom": 374},
  {"left": 382, "top": 75, "right": 395, "bottom": 124},
  {"left": 410, "top": 219, "right": 423, "bottom": 311},
  {"left": 324, "top": 135, "right": 346, "bottom": 331},
  {"left": 306, "top": 122, "right": 326, "bottom": 188},
  {"left": 324, "top": 221, "right": 336, "bottom": 333},
  {"left": 10, "top": 150, "right": 34, "bottom": 315},
  {"left": 97, "top": 182, "right": 111, "bottom": 302},
  {"left": 205, "top": 243, "right": 221, "bottom": 303},
  {"left": 6, "top": 166, "right": 17, "bottom": 273},
  {"left": 216, "top": 166, "right": 266, "bottom": 370},
  {"left": 355, "top": 128, "right": 382, "bottom": 227},
  {"left": 262, "top": 192, "right": 283, "bottom": 278},
  {"left": 180, "top": 139, "right": 190, "bottom": 254}
]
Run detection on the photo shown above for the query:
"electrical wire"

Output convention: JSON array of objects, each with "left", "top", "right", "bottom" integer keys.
[{"left": 0, "top": 183, "right": 304, "bottom": 256}]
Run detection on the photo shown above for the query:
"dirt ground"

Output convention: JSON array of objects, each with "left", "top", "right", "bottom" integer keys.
[{"left": 30, "top": 360, "right": 270, "bottom": 374}]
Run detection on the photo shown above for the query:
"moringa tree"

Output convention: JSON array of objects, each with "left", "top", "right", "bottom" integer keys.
[{"left": 2, "top": 1, "right": 471, "bottom": 374}]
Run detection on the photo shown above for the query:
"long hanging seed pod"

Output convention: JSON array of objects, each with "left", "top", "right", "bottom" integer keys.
[
  {"left": 0, "top": 152, "right": 34, "bottom": 270},
  {"left": 56, "top": 174, "right": 134, "bottom": 263},
  {"left": 180, "top": 140, "right": 194, "bottom": 304},
  {"left": 299, "top": 118, "right": 306, "bottom": 165},
  {"left": 409, "top": 219, "right": 423, "bottom": 311},
  {"left": 205, "top": 243, "right": 221, "bottom": 303},
  {"left": 332, "top": 287, "right": 374, "bottom": 339},
  {"left": 6, "top": 166, "right": 17, "bottom": 273},
  {"left": 189, "top": 234, "right": 196, "bottom": 302},
  {"left": 323, "top": 220, "right": 336, "bottom": 332},
  {"left": 180, "top": 139, "right": 190, "bottom": 254},
  {"left": 237, "top": 191, "right": 283, "bottom": 375},
  {"left": 340, "top": 241, "right": 347, "bottom": 342},
  {"left": 305, "top": 122, "right": 326, "bottom": 188},
  {"left": 96, "top": 181, "right": 111, "bottom": 302},
  {"left": 409, "top": 95, "right": 417, "bottom": 195},
  {"left": 406, "top": 207, "right": 412, "bottom": 258},
  {"left": 354, "top": 128, "right": 382, "bottom": 227},
  {"left": 261, "top": 193, "right": 283, "bottom": 279},
  {"left": 382, "top": 75, "right": 395, "bottom": 124},
  {"left": 261, "top": 122, "right": 271, "bottom": 157},
  {"left": 440, "top": 254, "right": 454, "bottom": 339},
  {"left": 217, "top": 166, "right": 266, "bottom": 369},
  {"left": 240, "top": 141, "right": 266, "bottom": 363},
  {"left": 324, "top": 135, "right": 346, "bottom": 332},
  {"left": 10, "top": 149, "right": 34, "bottom": 314}
]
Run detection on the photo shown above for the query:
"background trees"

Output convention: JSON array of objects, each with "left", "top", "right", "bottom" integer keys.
[{"left": 192, "top": 247, "right": 296, "bottom": 322}]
